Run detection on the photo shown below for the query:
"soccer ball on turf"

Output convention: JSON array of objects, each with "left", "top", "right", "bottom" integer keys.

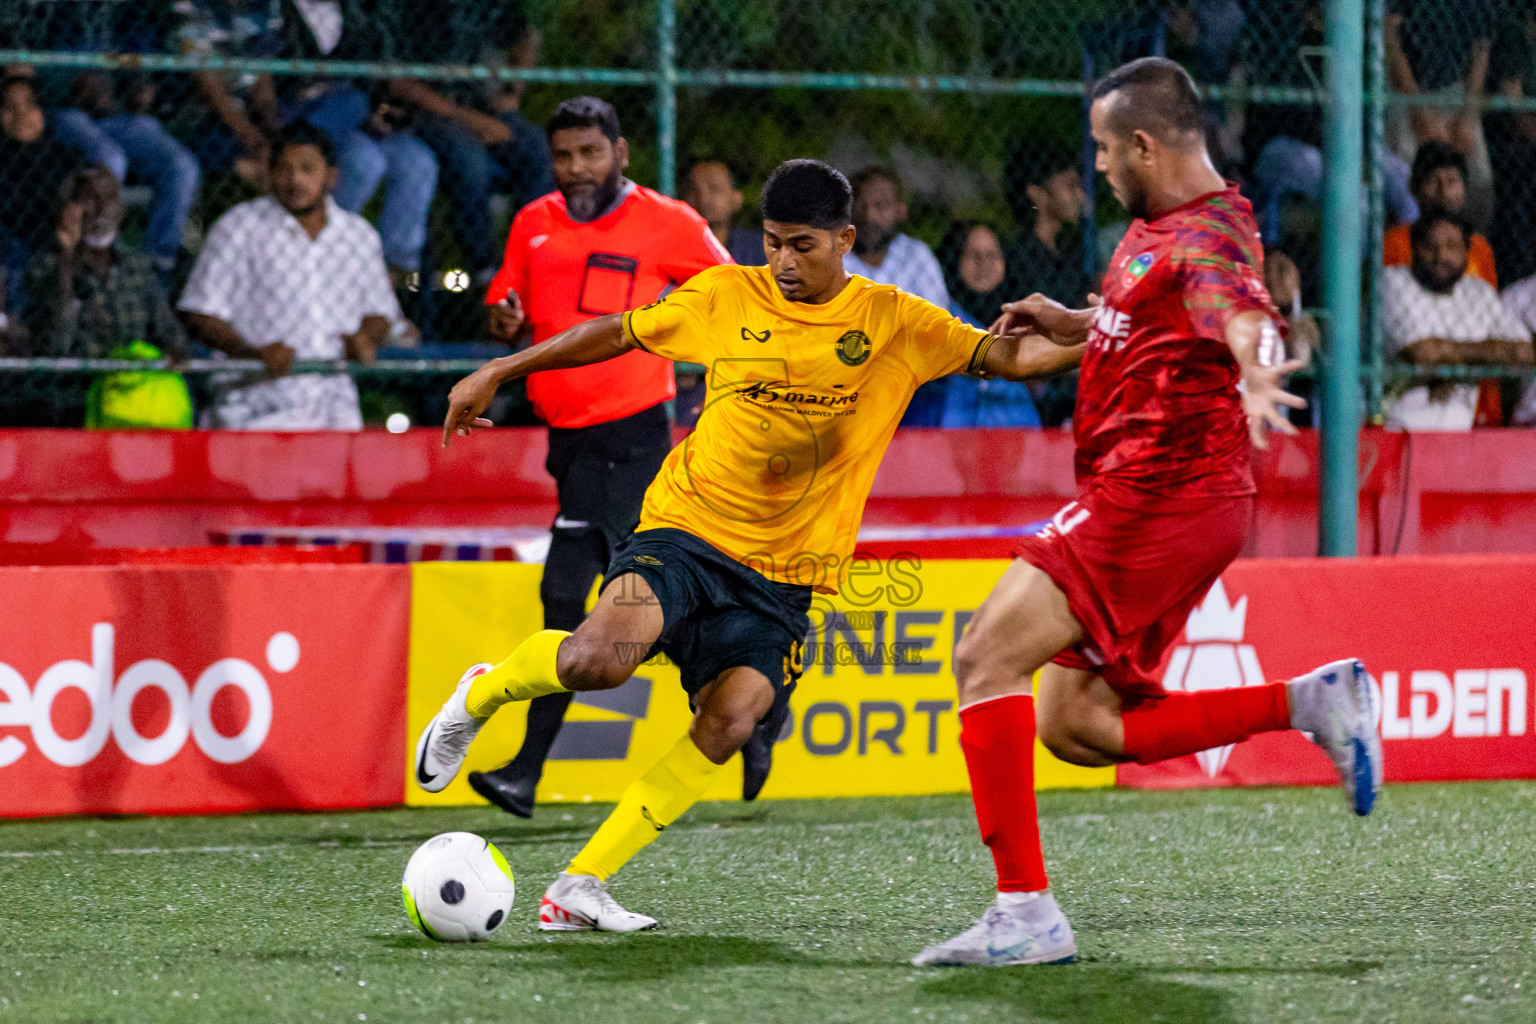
[{"left": 401, "top": 831, "right": 515, "bottom": 941}]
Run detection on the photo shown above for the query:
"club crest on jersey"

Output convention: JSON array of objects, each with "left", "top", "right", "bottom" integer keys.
[
  {"left": 835, "top": 330, "right": 871, "bottom": 366},
  {"left": 1122, "top": 251, "right": 1156, "bottom": 289}
]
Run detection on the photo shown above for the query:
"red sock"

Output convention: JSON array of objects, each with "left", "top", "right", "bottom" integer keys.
[
  {"left": 959, "top": 694, "right": 1048, "bottom": 893},
  {"left": 1121, "top": 682, "right": 1291, "bottom": 765}
]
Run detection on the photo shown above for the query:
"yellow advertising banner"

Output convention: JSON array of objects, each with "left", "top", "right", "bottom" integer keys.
[{"left": 406, "top": 559, "right": 1113, "bottom": 807}]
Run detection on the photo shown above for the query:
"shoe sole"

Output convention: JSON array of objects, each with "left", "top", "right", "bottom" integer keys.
[
  {"left": 913, "top": 948, "right": 1077, "bottom": 968},
  {"left": 1348, "top": 659, "right": 1382, "bottom": 817}
]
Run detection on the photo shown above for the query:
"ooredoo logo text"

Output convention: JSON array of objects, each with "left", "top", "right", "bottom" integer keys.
[{"left": 0, "top": 623, "right": 299, "bottom": 768}]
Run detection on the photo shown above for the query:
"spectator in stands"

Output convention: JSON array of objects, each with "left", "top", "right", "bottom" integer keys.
[
  {"left": 387, "top": 15, "right": 555, "bottom": 288},
  {"left": 22, "top": 165, "right": 186, "bottom": 360},
  {"left": 843, "top": 166, "right": 947, "bottom": 307},
  {"left": 1487, "top": 9, "right": 1536, "bottom": 284},
  {"left": 48, "top": 71, "right": 199, "bottom": 275},
  {"left": 1382, "top": 211, "right": 1532, "bottom": 431},
  {"left": 0, "top": 75, "right": 81, "bottom": 314},
  {"left": 1383, "top": 141, "right": 1498, "bottom": 286},
  {"left": 178, "top": 124, "right": 399, "bottom": 430},
  {"left": 1384, "top": 10, "right": 1496, "bottom": 229},
  {"left": 1497, "top": 270, "right": 1536, "bottom": 426},
  {"left": 684, "top": 160, "right": 764, "bottom": 266},
  {"left": 919, "top": 221, "right": 1040, "bottom": 428},
  {"left": 177, "top": 0, "right": 438, "bottom": 280},
  {"left": 1264, "top": 249, "right": 1319, "bottom": 426},
  {"left": 1008, "top": 153, "right": 1091, "bottom": 308}
]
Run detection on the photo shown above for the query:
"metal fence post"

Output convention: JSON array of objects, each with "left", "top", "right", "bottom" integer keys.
[
  {"left": 1320, "top": 0, "right": 1363, "bottom": 556},
  {"left": 656, "top": 0, "right": 678, "bottom": 196},
  {"left": 1365, "top": 0, "right": 1385, "bottom": 423}
]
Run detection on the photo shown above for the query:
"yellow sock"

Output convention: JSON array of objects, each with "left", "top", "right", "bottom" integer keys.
[
  {"left": 567, "top": 732, "right": 722, "bottom": 881},
  {"left": 465, "top": 629, "right": 572, "bottom": 719}
]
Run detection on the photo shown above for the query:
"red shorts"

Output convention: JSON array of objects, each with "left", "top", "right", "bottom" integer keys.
[{"left": 1012, "top": 485, "right": 1252, "bottom": 697}]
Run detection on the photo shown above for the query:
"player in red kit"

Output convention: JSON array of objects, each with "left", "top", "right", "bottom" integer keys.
[{"left": 913, "top": 57, "right": 1382, "bottom": 968}]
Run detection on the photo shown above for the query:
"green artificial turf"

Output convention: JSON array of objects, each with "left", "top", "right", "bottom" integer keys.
[{"left": 1, "top": 783, "right": 1534, "bottom": 1023}]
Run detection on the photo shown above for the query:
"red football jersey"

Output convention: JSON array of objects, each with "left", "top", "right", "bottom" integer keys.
[
  {"left": 485, "top": 184, "right": 731, "bottom": 429},
  {"left": 1074, "top": 184, "right": 1277, "bottom": 501}
]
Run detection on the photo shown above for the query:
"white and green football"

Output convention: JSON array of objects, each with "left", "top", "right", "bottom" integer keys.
[{"left": 401, "top": 832, "right": 515, "bottom": 942}]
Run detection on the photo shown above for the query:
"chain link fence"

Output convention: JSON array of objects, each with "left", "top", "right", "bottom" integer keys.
[{"left": 0, "top": 0, "right": 1531, "bottom": 428}]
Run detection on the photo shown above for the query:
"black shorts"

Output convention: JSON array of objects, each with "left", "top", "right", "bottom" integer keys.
[
  {"left": 602, "top": 528, "right": 813, "bottom": 725},
  {"left": 545, "top": 402, "right": 672, "bottom": 546}
]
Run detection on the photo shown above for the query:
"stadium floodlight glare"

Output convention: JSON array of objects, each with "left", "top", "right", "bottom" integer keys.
[{"left": 443, "top": 270, "right": 470, "bottom": 293}]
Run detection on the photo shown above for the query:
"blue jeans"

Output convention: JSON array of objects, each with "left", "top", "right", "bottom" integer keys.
[
  {"left": 297, "top": 87, "right": 438, "bottom": 272},
  {"left": 413, "top": 110, "right": 555, "bottom": 276},
  {"left": 51, "top": 109, "right": 200, "bottom": 271}
]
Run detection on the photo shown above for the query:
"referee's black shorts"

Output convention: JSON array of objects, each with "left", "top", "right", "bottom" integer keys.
[{"left": 540, "top": 403, "right": 671, "bottom": 624}]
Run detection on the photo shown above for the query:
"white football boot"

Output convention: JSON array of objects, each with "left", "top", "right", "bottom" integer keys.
[
  {"left": 412, "top": 663, "right": 494, "bottom": 793},
  {"left": 912, "top": 891, "right": 1077, "bottom": 967},
  {"left": 538, "top": 872, "right": 658, "bottom": 932},
  {"left": 1289, "top": 657, "right": 1383, "bottom": 816}
]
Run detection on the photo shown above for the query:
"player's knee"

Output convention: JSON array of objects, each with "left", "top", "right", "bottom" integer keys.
[
  {"left": 953, "top": 629, "right": 988, "bottom": 695},
  {"left": 691, "top": 706, "right": 755, "bottom": 764},
  {"left": 555, "top": 634, "right": 629, "bottom": 691}
]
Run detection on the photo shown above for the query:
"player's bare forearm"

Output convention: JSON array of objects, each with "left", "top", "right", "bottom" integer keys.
[
  {"left": 443, "top": 313, "right": 633, "bottom": 445},
  {"left": 982, "top": 332, "right": 1085, "bottom": 382},
  {"left": 997, "top": 294, "right": 1099, "bottom": 347},
  {"left": 1225, "top": 310, "right": 1305, "bottom": 449}
]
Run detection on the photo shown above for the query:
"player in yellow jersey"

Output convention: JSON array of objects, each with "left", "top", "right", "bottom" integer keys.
[{"left": 415, "top": 160, "right": 1082, "bottom": 931}]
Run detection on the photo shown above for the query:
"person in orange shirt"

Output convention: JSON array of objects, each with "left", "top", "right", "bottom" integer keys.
[
  {"left": 1383, "top": 141, "right": 1497, "bottom": 286},
  {"left": 464, "top": 97, "right": 732, "bottom": 819}
]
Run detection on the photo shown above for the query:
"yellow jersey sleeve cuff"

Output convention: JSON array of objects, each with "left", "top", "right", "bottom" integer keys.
[
  {"left": 967, "top": 333, "right": 998, "bottom": 379},
  {"left": 622, "top": 310, "right": 651, "bottom": 353}
]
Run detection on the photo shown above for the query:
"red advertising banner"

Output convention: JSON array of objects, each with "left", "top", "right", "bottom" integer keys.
[
  {"left": 0, "top": 565, "right": 409, "bottom": 817},
  {"left": 1118, "top": 555, "right": 1536, "bottom": 790}
]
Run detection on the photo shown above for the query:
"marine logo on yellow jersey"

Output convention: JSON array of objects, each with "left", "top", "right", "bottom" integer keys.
[{"left": 835, "top": 330, "right": 871, "bottom": 366}]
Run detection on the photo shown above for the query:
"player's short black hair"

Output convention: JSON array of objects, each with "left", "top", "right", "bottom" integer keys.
[
  {"left": 760, "top": 159, "right": 852, "bottom": 230},
  {"left": 1409, "top": 140, "right": 1467, "bottom": 196},
  {"left": 1090, "top": 56, "right": 1204, "bottom": 144},
  {"left": 270, "top": 121, "right": 337, "bottom": 169},
  {"left": 850, "top": 164, "right": 904, "bottom": 200},
  {"left": 1409, "top": 208, "right": 1471, "bottom": 250},
  {"left": 548, "top": 96, "right": 621, "bottom": 142}
]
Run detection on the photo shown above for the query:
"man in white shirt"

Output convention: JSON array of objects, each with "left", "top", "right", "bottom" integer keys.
[
  {"left": 843, "top": 166, "right": 949, "bottom": 308},
  {"left": 179, "top": 122, "right": 401, "bottom": 430},
  {"left": 1381, "top": 211, "right": 1533, "bottom": 430},
  {"left": 1497, "top": 273, "right": 1536, "bottom": 426}
]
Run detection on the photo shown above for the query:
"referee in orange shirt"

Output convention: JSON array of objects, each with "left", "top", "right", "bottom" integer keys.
[{"left": 465, "top": 97, "right": 767, "bottom": 816}]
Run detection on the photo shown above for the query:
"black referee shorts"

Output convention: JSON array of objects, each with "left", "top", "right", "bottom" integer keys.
[
  {"left": 602, "top": 527, "right": 813, "bottom": 729},
  {"left": 540, "top": 403, "right": 672, "bottom": 624}
]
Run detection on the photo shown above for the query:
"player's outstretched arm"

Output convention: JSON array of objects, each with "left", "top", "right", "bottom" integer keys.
[
  {"left": 995, "top": 293, "right": 1100, "bottom": 347},
  {"left": 443, "top": 313, "right": 634, "bottom": 446},
  {"left": 1226, "top": 309, "right": 1306, "bottom": 450},
  {"left": 980, "top": 330, "right": 1087, "bottom": 382}
]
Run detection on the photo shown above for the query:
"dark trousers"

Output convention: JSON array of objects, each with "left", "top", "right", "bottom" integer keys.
[{"left": 502, "top": 402, "right": 672, "bottom": 776}]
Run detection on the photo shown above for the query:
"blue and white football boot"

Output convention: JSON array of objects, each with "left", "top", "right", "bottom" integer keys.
[
  {"left": 1289, "top": 658, "right": 1383, "bottom": 815},
  {"left": 912, "top": 891, "right": 1077, "bottom": 967}
]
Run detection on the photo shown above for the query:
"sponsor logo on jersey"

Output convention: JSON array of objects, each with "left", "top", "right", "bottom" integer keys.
[
  {"left": 741, "top": 327, "right": 772, "bottom": 343},
  {"left": 1086, "top": 303, "right": 1133, "bottom": 353},
  {"left": 733, "top": 380, "right": 859, "bottom": 408},
  {"left": 1122, "top": 251, "right": 1155, "bottom": 289},
  {"left": 634, "top": 554, "right": 664, "bottom": 566},
  {"left": 835, "top": 330, "right": 871, "bottom": 366}
]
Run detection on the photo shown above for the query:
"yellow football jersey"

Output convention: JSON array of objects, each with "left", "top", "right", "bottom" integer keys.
[{"left": 622, "top": 263, "right": 992, "bottom": 593}]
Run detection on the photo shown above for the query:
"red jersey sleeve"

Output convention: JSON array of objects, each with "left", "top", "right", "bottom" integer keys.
[
  {"left": 1173, "top": 215, "right": 1277, "bottom": 343},
  {"left": 661, "top": 201, "right": 733, "bottom": 282},
  {"left": 484, "top": 209, "right": 532, "bottom": 306}
]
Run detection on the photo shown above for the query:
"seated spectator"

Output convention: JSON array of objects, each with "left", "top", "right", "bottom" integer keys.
[
  {"left": 684, "top": 161, "right": 764, "bottom": 266},
  {"left": 177, "top": 0, "right": 438, "bottom": 279},
  {"left": 22, "top": 165, "right": 186, "bottom": 359},
  {"left": 48, "top": 71, "right": 199, "bottom": 275},
  {"left": 0, "top": 75, "right": 82, "bottom": 306},
  {"left": 1383, "top": 141, "right": 1498, "bottom": 286},
  {"left": 178, "top": 124, "right": 399, "bottom": 430},
  {"left": 1486, "top": 9, "right": 1536, "bottom": 283},
  {"left": 1264, "top": 249, "right": 1320, "bottom": 426},
  {"left": 388, "top": 19, "right": 554, "bottom": 287},
  {"left": 1497, "top": 271, "right": 1536, "bottom": 426},
  {"left": 1381, "top": 211, "right": 1533, "bottom": 431},
  {"left": 1007, "top": 152, "right": 1090, "bottom": 307},
  {"left": 843, "top": 166, "right": 947, "bottom": 307},
  {"left": 922, "top": 221, "right": 1040, "bottom": 428}
]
